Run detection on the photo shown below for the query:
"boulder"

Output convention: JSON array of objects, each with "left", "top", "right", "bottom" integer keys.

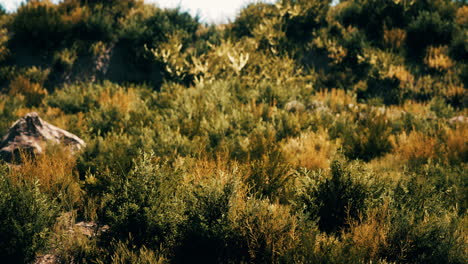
[
  {"left": 449, "top": 115, "right": 467, "bottom": 125},
  {"left": 285, "top": 100, "right": 305, "bottom": 113},
  {"left": 0, "top": 112, "right": 85, "bottom": 163}
]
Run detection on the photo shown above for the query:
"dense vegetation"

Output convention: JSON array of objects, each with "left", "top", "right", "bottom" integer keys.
[{"left": 0, "top": 0, "right": 467, "bottom": 263}]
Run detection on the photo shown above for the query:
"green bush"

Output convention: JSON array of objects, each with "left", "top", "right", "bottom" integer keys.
[
  {"left": 331, "top": 108, "right": 393, "bottom": 161},
  {"left": 406, "top": 11, "right": 455, "bottom": 58},
  {"left": 101, "top": 152, "right": 185, "bottom": 249},
  {"left": 230, "top": 3, "right": 274, "bottom": 39},
  {"left": 382, "top": 176, "right": 466, "bottom": 264},
  {"left": 0, "top": 166, "right": 58, "bottom": 263},
  {"left": 10, "top": 1, "right": 68, "bottom": 51},
  {"left": 302, "top": 160, "right": 369, "bottom": 233},
  {"left": 175, "top": 178, "right": 248, "bottom": 263},
  {"left": 247, "top": 151, "right": 293, "bottom": 201}
]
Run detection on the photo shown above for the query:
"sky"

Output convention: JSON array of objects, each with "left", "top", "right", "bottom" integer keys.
[{"left": 0, "top": 0, "right": 276, "bottom": 23}]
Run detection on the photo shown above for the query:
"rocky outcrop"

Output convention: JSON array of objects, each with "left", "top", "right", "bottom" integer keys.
[{"left": 0, "top": 112, "right": 85, "bottom": 163}]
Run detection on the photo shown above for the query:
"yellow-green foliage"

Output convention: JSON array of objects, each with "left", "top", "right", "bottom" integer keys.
[
  {"left": 444, "top": 125, "right": 468, "bottom": 164},
  {"left": 8, "top": 75, "right": 48, "bottom": 107},
  {"left": 9, "top": 146, "right": 81, "bottom": 208},
  {"left": 391, "top": 130, "right": 439, "bottom": 167},
  {"left": 233, "top": 199, "right": 299, "bottom": 262},
  {"left": 282, "top": 129, "right": 339, "bottom": 170},
  {"left": 0, "top": 0, "right": 467, "bottom": 263},
  {"left": 425, "top": 46, "right": 454, "bottom": 72},
  {"left": 383, "top": 27, "right": 406, "bottom": 50}
]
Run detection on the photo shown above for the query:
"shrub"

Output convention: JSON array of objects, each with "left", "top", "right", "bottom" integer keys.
[
  {"left": 341, "top": 0, "right": 407, "bottom": 43},
  {"left": 246, "top": 151, "right": 293, "bottom": 201},
  {"left": 10, "top": 0, "right": 68, "bottom": 51},
  {"left": 333, "top": 108, "right": 393, "bottom": 161},
  {"left": 302, "top": 160, "right": 369, "bottom": 233},
  {"left": 232, "top": 199, "right": 300, "bottom": 263},
  {"left": 9, "top": 146, "right": 81, "bottom": 209},
  {"left": 48, "top": 212, "right": 100, "bottom": 263},
  {"left": 47, "top": 82, "right": 100, "bottom": 114},
  {"left": 382, "top": 177, "right": 466, "bottom": 264},
  {"left": 282, "top": 0, "right": 330, "bottom": 44},
  {"left": 391, "top": 130, "right": 439, "bottom": 168},
  {"left": 444, "top": 126, "right": 468, "bottom": 164},
  {"left": 429, "top": 97, "right": 454, "bottom": 118},
  {"left": 8, "top": 75, "right": 48, "bottom": 107},
  {"left": 406, "top": 11, "right": 455, "bottom": 58},
  {"left": 230, "top": 3, "right": 274, "bottom": 39},
  {"left": 345, "top": 202, "right": 390, "bottom": 262},
  {"left": 53, "top": 47, "right": 78, "bottom": 72},
  {"left": 175, "top": 171, "right": 247, "bottom": 263},
  {"left": 101, "top": 152, "right": 186, "bottom": 249},
  {"left": 281, "top": 129, "right": 339, "bottom": 170},
  {"left": 383, "top": 27, "right": 406, "bottom": 50},
  {"left": 97, "top": 239, "right": 166, "bottom": 264},
  {"left": 0, "top": 166, "right": 58, "bottom": 263},
  {"left": 424, "top": 46, "right": 454, "bottom": 72}
]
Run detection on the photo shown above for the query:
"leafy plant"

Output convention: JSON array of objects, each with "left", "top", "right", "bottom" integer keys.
[{"left": 0, "top": 166, "right": 58, "bottom": 263}]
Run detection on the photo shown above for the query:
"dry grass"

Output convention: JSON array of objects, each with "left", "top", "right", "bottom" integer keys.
[
  {"left": 401, "top": 100, "right": 430, "bottom": 116},
  {"left": 232, "top": 199, "right": 299, "bottom": 263},
  {"left": 383, "top": 28, "right": 406, "bottom": 50},
  {"left": 424, "top": 46, "right": 454, "bottom": 72},
  {"left": 281, "top": 129, "right": 339, "bottom": 170},
  {"left": 9, "top": 146, "right": 81, "bottom": 208},
  {"left": 387, "top": 65, "right": 414, "bottom": 88},
  {"left": 8, "top": 75, "right": 48, "bottom": 107},
  {"left": 444, "top": 125, "right": 468, "bottom": 164},
  {"left": 391, "top": 130, "right": 439, "bottom": 167},
  {"left": 346, "top": 202, "right": 390, "bottom": 261},
  {"left": 456, "top": 5, "right": 468, "bottom": 27},
  {"left": 313, "top": 88, "right": 356, "bottom": 111},
  {"left": 98, "top": 87, "right": 140, "bottom": 113}
]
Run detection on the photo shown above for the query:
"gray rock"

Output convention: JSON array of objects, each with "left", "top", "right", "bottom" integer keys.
[
  {"left": 285, "top": 100, "right": 305, "bottom": 113},
  {"left": 449, "top": 115, "right": 467, "bottom": 125},
  {"left": 0, "top": 112, "right": 85, "bottom": 163}
]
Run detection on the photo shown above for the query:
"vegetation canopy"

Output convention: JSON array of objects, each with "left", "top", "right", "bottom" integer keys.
[{"left": 0, "top": 0, "right": 466, "bottom": 263}]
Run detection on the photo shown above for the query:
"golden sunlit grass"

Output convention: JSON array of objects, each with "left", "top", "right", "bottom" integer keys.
[
  {"left": 282, "top": 129, "right": 339, "bottom": 170},
  {"left": 9, "top": 75, "right": 48, "bottom": 107},
  {"left": 387, "top": 65, "right": 414, "bottom": 88},
  {"left": 383, "top": 28, "right": 406, "bottom": 50},
  {"left": 455, "top": 5, "right": 468, "bottom": 27},
  {"left": 313, "top": 88, "right": 356, "bottom": 111},
  {"left": 391, "top": 130, "right": 438, "bottom": 167},
  {"left": 346, "top": 202, "right": 390, "bottom": 261},
  {"left": 424, "top": 46, "right": 454, "bottom": 72},
  {"left": 9, "top": 146, "right": 81, "bottom": 208},
  {"left": 98, "top": 87, "right": 140, "bottom": 113},
  {"left": 444, "top": 125, "right": 468, "bottom": 164},
  {"left": 232, "top": 199, "right": 299, "bottom": 262}
]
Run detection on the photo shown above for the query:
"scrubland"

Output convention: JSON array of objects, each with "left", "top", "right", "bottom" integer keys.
[{"left": 0, "top": 0, "right": 466, "bottom": 263}]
